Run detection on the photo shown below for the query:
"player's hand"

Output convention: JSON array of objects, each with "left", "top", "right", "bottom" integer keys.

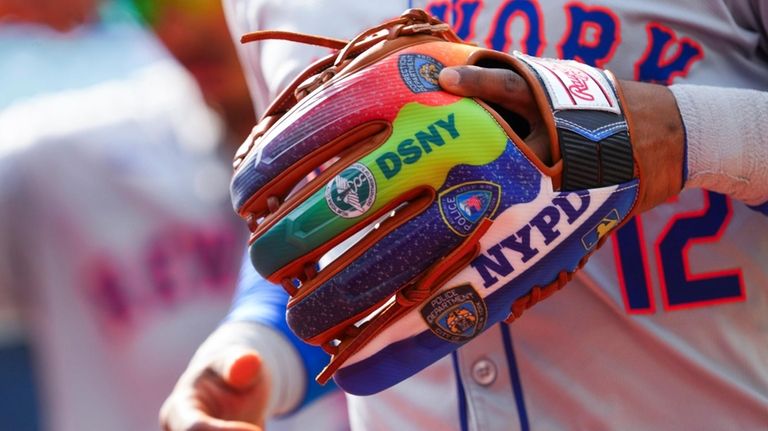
[
  {"left": 439, "top": 65, "right": 685, "bottom": 212},
  {"left": 159, "top": 324, "right": 270, "bottom": 431}
]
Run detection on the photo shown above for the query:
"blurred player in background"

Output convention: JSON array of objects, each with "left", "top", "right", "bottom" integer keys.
[
  {"left": 0, "top": 0, "right": 246, "bottom": 429},
  {"left": 131, "top": 0, "right": 255, "bottom": 146},
  {"left": 162, "top": 1, "right": 768, "bottom": 430}
]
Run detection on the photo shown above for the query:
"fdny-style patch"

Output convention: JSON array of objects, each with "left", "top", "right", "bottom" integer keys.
[
  {"left": 398, "top": 54, "right": 443, "bottom": 93},
  {"left": 581, "top": 208, "right": 620, "bottom": 250},
  {"left": 421, "top": 283, "right": 488, "bottom": 343},
  {"left": 438, "top": 181, "right": 501, "bottom": 236}
]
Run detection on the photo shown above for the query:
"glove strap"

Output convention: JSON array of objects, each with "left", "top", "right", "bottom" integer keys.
[{"left": 514, "top": 52, "right": 635, "bottom": 191}]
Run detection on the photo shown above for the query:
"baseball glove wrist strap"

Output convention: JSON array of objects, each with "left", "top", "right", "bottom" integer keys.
[{"left": 513, "top": 52, "right": 635, "bottom": 191}]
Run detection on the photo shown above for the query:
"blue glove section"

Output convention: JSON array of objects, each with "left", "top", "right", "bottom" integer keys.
[{"left": 224, "top": 253, "right": 337, "bottom": 412}]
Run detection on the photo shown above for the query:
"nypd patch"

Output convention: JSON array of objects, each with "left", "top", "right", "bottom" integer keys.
[
  {"left": 438, "top": 181, "right": 501, "bottom": 236},
  {"left": 398, "top": 54, "right": 443, "bottom": 93},
  {"left": 420, "top": 283, "right": 488, "bottom": 343}
]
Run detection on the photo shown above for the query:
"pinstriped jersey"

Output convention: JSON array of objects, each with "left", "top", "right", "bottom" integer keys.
[{"left": 225, "top": 0, "right": 768, "bottom": 429}]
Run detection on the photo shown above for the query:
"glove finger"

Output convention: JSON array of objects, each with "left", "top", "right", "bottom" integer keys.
[
  {"left": 439, "top": 65, "right": 551, "bottom": 163},
  {"left": 439, "top": 65, "right": 537, "bottom": 116}
]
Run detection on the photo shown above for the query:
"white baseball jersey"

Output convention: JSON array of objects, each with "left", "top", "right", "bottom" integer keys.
[
  {"left": 0, "top": 22, "right": 245, "bottom": 431},
  {"left": 226, "top": 0, "right": 768, "bottom": 430}
]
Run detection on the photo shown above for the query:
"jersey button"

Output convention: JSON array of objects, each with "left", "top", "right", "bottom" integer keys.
[{"left": 471, "top": 358, "right": 497, "bottom": 386}]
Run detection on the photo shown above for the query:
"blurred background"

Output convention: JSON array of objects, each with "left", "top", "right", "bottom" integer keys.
[{"left": 0, "top": 0, "right": 256, "bottom": 429}]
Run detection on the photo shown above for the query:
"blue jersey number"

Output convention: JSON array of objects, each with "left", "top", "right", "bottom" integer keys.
[{"left": 613, "top": 191, "right": 745, "bottom": 313}]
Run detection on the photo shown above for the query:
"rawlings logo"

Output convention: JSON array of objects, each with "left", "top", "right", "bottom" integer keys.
[
  {"left": 514, "top": 52, "right": 619, "bottom": 113},
  {"left": 375, "top": 113, "right": 459, "bottom": 179},
  {"left": 439, "top": 181, "right": 501, "bottom": 236},
  {"left": 561, "top": 67, "right": 596, "bottom": 101},
  {"left": 420, "top": 283, "right": 487, "bottom": 343},
  {"left": 398, "top": 54, "right": 444, "bottom": 93},
  {"left": 470, "top": 192, "right": 591, "bottom": 288},
  {"left": 325, "top": 163, "right": 377, "bottom": 218}
]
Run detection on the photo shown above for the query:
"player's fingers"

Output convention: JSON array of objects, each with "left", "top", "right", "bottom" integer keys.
[
  {"left": 440, "top": 65, "right": 552, "bottom": 164},
  {"left": 439, "top": 65, "right": 536, "bottom": 114},
  {"left": 209, "top": 348, "right": 263, "bottom": 391}
]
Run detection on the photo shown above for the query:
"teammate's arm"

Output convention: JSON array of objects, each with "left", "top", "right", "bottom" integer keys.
[
  {"left": 159, "top": 259, "right": 336, "bottom": 431},
  {"left": 159, "top": 321, "right": 271, "bottom": 431}
]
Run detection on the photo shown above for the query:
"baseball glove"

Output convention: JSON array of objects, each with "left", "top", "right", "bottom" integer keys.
[{"left": 230, "top": 9, "right": 643, "bottom": 395}]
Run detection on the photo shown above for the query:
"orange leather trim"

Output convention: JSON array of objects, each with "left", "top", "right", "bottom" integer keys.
[
  {"left": 240, "top": 30, "right": 348, "bottom": 50},
  {"left": 607, "top": 69, "right": 643, "bottom": 218}
]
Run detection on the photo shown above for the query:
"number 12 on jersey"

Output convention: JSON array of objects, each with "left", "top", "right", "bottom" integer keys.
[{"left": 612, "top": 190, "right": 745, "bottom": 313}]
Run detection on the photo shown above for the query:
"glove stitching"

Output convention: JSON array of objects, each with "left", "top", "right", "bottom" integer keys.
[{"left": 556, "top": 118, "right": 627, "bottom": 139}]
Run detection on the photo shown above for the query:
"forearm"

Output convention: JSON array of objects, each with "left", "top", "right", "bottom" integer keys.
[{"left": 670, "top": 84, "right": 768, "bottom": 207}]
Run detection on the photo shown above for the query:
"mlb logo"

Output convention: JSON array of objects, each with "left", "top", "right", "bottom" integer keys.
[{"left": 582, "top": 208, "right": 620, "bottom": 250}]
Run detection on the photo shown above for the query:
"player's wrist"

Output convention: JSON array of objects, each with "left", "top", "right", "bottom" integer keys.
[{"left": 619, "top": 80, "right": 685, "bottom": 211}]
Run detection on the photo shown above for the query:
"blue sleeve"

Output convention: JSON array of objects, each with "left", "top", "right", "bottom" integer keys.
[{"left": 223, "top": 252, "right": 337, "bottom": 411}]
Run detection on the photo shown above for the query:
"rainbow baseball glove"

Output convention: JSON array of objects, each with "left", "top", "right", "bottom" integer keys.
[{"left": 230, "top": 9, "right": 643, "bottom": 395}]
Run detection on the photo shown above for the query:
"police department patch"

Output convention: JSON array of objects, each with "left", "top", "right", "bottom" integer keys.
[
  {"left": 398, "top": 54, "right": 443, "bottom": 93},
  {"left": 420, "top": 283, "right": 487, "bottom": 343},
  {"left": 438, "top": 181, "right": 501, "bottom": 236},
  {"left": 581, "top": 208, "right": 620, "bottom": 249},
  {"left": 325, "top": 163, "right": 377, "bottom": 218}
]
